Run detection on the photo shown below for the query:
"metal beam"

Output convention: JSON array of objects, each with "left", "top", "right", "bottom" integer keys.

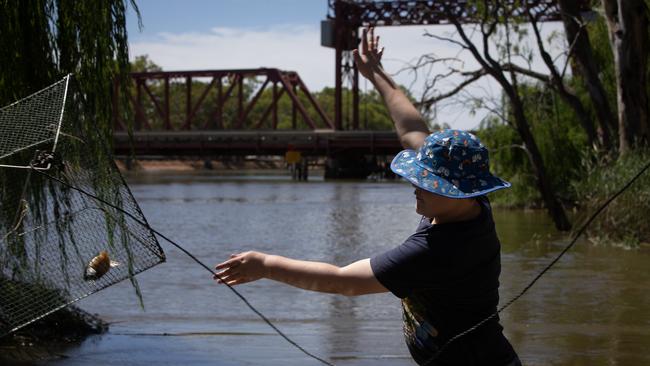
[{"left": 115, "top": 68, "right": 332, "bottom": 132}]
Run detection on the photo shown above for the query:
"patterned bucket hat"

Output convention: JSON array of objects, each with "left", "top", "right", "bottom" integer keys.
[{"left": 391, "top": 129, "right": 510, "bottom": 198}]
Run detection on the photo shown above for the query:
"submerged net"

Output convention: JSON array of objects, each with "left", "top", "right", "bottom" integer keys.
[{"left": 0, "top": 75, "right": 165, "bottom": 336}]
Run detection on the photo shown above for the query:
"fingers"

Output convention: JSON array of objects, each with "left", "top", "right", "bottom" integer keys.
[
  {"left": 213, "top": 265, "right": 251, "bottom": 286},
  {"left": 214, "top": 270, "right": 239, "bottom": 283},
  {"left": 213, "top": 253, "right": 252, "bottom": 285},
  {"left": 360, "top": 26, "right": 382, "bottom": 56},
  {"left": 215, "top": 257, "right": 241, "bottom": 270},
  {"left": 219, "top": 277, "right": 252, "bottom": 286},
  {"left": 213, "top": 251, "right": 264, "bottom": 287},
  {"left": 352, "top": 49, "right": 361, "bottom": 64},
  {"left": 213, "top": 264, "right": 238, "bottom": 279}
]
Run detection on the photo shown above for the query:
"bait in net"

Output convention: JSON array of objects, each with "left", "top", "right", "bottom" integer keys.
[{"left": 0, "top": 75, "right": 165, "bottom": 336}]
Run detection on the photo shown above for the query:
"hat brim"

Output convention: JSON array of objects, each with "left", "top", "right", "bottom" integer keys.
[{"left": 390, "top": 149, "right": 511, "bottom": 198}]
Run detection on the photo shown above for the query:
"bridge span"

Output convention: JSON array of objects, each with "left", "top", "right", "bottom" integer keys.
[
  {"left": 113, "top": 68, "right": 404, "bottom": 178},
  {"left": 114, "top": 129, "right": 402, "bottom": 179},
  {"left": 114, "top": 130, "right": 401, "bottom": 157}
]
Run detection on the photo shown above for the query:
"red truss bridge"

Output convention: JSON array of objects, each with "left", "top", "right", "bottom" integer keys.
[
  {"left": 112, "top": 68, "right": 402, "bottom": 159},
  {"left": 112, "top": 1, "right": 593, "bottom": 178}
]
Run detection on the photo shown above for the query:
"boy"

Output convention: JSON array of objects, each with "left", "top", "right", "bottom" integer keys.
[{"left": 215, "top": 27, "right": 520, "bottom": 366}]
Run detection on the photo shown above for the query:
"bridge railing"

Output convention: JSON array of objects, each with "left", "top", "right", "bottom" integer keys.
[{"left": 113, "top": 68, "right": 334, "bottom": 132}]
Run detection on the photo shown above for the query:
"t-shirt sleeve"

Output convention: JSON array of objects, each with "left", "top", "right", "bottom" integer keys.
[{"left": 370, "top": 231, "right": 444, "bottom": 298}]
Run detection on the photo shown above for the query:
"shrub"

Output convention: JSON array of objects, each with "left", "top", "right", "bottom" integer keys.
[{"left": 572, "top": 149, "right": 650, "bottom": 247}]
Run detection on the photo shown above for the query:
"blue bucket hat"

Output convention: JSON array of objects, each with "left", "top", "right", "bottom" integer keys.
[{"left": 391, "top": 129, "right": 510, "bottom": 198}]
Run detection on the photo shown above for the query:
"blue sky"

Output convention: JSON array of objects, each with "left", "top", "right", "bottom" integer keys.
[
  {"left": 127, "top": 0, "right": 327, "bottom": 38},
  {"left": 126, "top": 1, "right": 565, "bottom": 130}
]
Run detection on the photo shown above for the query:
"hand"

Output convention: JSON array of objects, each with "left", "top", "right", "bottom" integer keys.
[
  {"left": 353, "top": 26, "right": 385, "bottom": 82},
  {"left": 214, "top": 251, "right": 268, "bottom": 286}
]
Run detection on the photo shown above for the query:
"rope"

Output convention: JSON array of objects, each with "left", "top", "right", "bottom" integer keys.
[
  {"left": 23, "top": 155, "right": 650, "bottom": 366},
  {"left": 32, "top": 167, "right": 334, "bottom": 366},
  {"left": 423, "top": 158, "right": 650, "bottom": 365}
]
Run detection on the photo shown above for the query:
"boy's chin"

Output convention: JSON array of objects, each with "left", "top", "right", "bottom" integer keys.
[{"left": 415, "top": 202, "right": 425, "bottom": 216}]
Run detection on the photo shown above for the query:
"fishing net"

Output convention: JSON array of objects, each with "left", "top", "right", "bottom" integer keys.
[{"left": 0, "top": 75, "right": 165, "bottom": 336}]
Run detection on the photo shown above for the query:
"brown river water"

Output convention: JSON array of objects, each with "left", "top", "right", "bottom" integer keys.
[{"left": 13, "top": 174, "right": 650, "bottom": 365}]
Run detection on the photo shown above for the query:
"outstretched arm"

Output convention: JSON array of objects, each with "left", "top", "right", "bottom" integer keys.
[
  {"left": 353, "top": 26, "right": 430, "bottom": 150},
  {"left": 214, "top": 251, "right": 387, "bottom": 296}
]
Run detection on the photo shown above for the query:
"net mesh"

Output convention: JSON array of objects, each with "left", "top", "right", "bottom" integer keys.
[
  {"left": 0, "top": 75, "right": 165, "bottom": 336},
  {"left": 0, "top": 77, "right": 68, "bottom": 162}
]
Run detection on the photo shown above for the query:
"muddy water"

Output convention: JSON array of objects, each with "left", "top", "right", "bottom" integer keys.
[{"left": 32, "top": 175, "right": 650, "bottom": 365}]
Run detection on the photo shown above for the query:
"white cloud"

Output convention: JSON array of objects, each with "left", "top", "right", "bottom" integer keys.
[{"left": 130, "top": 22, "right": 565, "bottom": 130}]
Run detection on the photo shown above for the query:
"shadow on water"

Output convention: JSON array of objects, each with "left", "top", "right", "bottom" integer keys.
[{"left": 5, "top": 176, "right": 649, "bottom": 365}]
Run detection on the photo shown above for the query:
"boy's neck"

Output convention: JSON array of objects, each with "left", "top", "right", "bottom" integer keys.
[{"left": 431, "top": 199, "right": 481, "bottom": 225}]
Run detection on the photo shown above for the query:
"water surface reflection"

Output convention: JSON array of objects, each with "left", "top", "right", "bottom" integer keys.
[{"left": 33, "top": 175, "right": 650, "bottom": 366}]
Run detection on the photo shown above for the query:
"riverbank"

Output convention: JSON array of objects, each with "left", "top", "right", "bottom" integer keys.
[
  {"left": 114, "top": 157, "right": 291, "bottom": 174},
  {"left": 0, "top": 306, "right": 108, "bottom": 365}
]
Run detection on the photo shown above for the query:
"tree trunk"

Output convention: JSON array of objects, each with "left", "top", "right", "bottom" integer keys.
[
  {"left": 603, "top": 0, "right": 650, "bottom": 154},
  {"left": 445, "top": 3, "right": 572, "bottom": 230},
  {"left": 527, "top": 11, "right": 599, "bottom": 149},
  {"left": 557, "top": 86, "right": 599, "bottom": 148},
  {"left": 558, "top": 0, "right": 616, "bottom": 150},
  {"left": 509, "top": 91, "right": 572, "bottom": 231}
]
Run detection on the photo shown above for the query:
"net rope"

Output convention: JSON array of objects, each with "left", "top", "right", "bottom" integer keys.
[
  {"left": 6, "top": 75, "right": 644, "bottom": 366},
  {"left": 423, "top": 159, "right": 650, "bottom": 365},
  {"left": 0, "top": 75, "right": 334, "bottom": 366}
]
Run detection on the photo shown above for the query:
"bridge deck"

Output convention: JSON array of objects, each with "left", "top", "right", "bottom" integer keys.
[{"left": 114, "top": 130, "right": 403, "bottom": 157}]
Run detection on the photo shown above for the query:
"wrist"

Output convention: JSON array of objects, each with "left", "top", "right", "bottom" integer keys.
[
  {"left": 367, "top": 66, "right": 385, "bottom": 83},
  {"left": 261, "top": 253, "right": 275, "bottom": 279},
  {"left": 370, "top": 68, "right": 396, "bottom": 94}
]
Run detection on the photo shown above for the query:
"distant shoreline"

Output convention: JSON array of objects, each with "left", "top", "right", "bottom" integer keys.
[
  {"left": 114, "top": 159, "right": 331, "bottom": 179},
  {"left": 115, "top": 159, "right": 295, "bottom": 173}
]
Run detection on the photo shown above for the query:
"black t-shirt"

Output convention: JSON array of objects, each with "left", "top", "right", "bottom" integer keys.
[{"left": 370, "top": 196, "right": 517, "bottom": 366}]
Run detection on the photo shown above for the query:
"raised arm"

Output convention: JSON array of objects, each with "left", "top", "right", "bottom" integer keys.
[
  {"left": 214, "top": 251, "right": 387, "bottom": 296},
  {"left": 353, "top": 27, "right": 430, "bottom": 150}
]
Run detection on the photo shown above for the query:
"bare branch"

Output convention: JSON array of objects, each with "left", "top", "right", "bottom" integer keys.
[
  {"left": 423, "top": 30, "right": 469, "bottom": 49},
  {"left": 489, "top": 143, "right": 528, "bottom": 153},
  {"left": 559, "top": 14, "right": 589, "bottom": 79},
  {"left": 418, "top": 69, "right": 488, "bottom": 107},
  {"left": 477, "top": 98, "right": 515, "bottom": 129},
  {"left": 443, "top": 5, "right": 494, "bottom": 77},
  {"left": 481, "top": 2, "right": 503, "bottom": 70},
  {"left": 527, "top": 7, "right": 563, "bottom": 83},
  {"left": 501, "top": 63, "right": 552, "bottom": 83}
]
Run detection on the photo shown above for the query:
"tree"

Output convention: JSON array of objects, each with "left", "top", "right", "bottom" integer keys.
[
  {"left": 602, "top": 0, "right": 650, "bottom": 154},
  {"left": 421, "top": 2, "right": 572, "bottom": 230},
  {"left": 131, "top": 55, "right": 163, "bottom": 73},
  {"left": 557, "top": 0, "right": 616, "bottom": 150}
]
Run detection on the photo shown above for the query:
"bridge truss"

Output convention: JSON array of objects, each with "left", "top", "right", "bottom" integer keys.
[{"left": 114, "top": 68, "right": 333, "bottom": 132}]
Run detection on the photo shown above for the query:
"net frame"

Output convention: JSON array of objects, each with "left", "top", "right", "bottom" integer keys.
[
  {"left": 0, "top": 74, "right": 165, "bottom": 337},
  {"left": 0, "top": 75, "right": 70, "bottom": 170}
]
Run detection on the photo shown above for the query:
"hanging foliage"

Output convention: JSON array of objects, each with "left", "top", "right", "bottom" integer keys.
[
  {"left": 0, "top": 0, "right": 139, "bottom": 142},
  {"left": 0, "top": 0, "right": 144, "bottom": 311}
]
